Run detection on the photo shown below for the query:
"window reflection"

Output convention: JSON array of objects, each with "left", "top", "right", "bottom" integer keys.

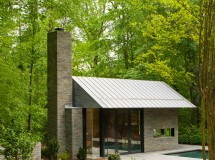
[
  {"left": 86, "top": 109, "right": 142, "bottom": 157},
  {"left": 153, "top": 128, "right": 174, "bottom": 138},
  {"left": 86, "top": 109, "right": 100, "bottom": 157},
  {"left": 131, "top": 110, "right": 141, "bottom": 152},
  {"left": 104, "top": 110, "right": 116, "bottom": 155}
]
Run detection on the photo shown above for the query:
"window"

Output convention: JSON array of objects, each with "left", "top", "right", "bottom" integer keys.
[
  {"left": 86, "top": 109, "right": 100, "bottom": 157},
  {"left": 153, "top": 128, "right": 174, "bottom": 138}
]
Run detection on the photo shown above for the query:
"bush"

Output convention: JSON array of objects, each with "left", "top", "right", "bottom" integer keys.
[
  {"left": 0, "top": 122, "right": 37, "bottom": 160},
  {"left": 108, "top": 153, "right": 120, "bottom": 160},
  {"left": 179, "top": 133, "right": 206, "bottom": 145},
  {"left": 179, "top": 134, "right": 190, "bottom": 144},
  {"left": 41, "top": 146, "right": 49, "bottom": 158},
  {"left": 179, "top": 125, "right": 208, "bottom": 145},
  {"left": 190, "top": 134, "right": 202, "bottom": 145},
  {"left": 59, "top": 151, "right": 69, "bottom": 160},
  {"left": 47, "top": 139, "right": 60, "bottom": 160},
  {"left": 77, "top": 148, "right": 87, "bottom": 160}
]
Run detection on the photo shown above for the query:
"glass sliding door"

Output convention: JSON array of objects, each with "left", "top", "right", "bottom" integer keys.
[
  {"left": 86, "top": 109, "right": 100, "bottom": 157},
  {"left": 117, "top": 110, "right": 129, "bottom": 153},
  {"left": 102, "top": 109, "right": 142, "bottom": 156},
  {"left": 130, "top": 110, "right": 141, "bottom": 152},
  {"left": 104, "top": 110, "right": 116, "bottom": 155}
]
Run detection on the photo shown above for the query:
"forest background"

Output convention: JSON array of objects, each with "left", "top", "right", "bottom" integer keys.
[{"left": 0, "top": 0, "right": 204, "bottom": 158}]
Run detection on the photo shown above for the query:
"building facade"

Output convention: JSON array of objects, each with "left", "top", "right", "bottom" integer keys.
[{"left": 47, "top": 30, "right": 195, "bottom": 159}]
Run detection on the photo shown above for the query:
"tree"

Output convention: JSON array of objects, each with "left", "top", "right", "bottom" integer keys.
[
  {"left": 0, "top": 0, "right": 47, "bottom": 148},
  {"left": 0, "top": 0, "right": 208, "bottom": 157},
  {"left": 198, "top": 0, "right": 215, "bottom": 159},
  {"left": 15, "top": 0, "right": 47, "bottom": 134}
]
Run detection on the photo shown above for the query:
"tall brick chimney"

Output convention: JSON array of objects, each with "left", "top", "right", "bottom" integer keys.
[{"left": 47, "top": 29, "right": 72, "bottom": 151}]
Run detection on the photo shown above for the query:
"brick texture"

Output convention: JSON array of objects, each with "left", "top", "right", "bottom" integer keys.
[
  {"left": 47, "top": 30, "right": 72, "bottom": 152},
  {"left": 144, "top": 109, "right": 178, "bottom": 152},
  {"left": 65, "top": 108, "right": 83, "bottom": 159}
]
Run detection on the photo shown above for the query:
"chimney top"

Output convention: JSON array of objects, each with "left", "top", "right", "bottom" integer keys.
[{"left": 55, "top": 27, "right": 64, "bottom": 31}]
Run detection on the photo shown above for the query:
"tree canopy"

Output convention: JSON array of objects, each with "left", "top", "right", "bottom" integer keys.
[{"left": 1, "top": 0, "right": 213, "bottom": 158}]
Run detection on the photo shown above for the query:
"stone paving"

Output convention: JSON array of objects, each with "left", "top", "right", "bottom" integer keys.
[
  {"left": 87, "top": 145, "right": 207, "bottom": 160},
  {"left": 120, "top": 145, "right": 207, "bottom": 160},
  {"left": 0, "top": 144, "right": 207, "bottom": 160}
]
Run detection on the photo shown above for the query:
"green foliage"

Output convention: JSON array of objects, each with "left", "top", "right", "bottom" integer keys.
[
  {"left": 179, "top": 134, "right": 190, "bottom": 144},
  {"left": 0, "top": 0, "right": 202, "bottom": 155},
  {"left": 179, "top": 125, "right": 207, "bottom": 145},
  {"left": 124, "top": 61, "right": 174, "bottom": 85},
  {"left": 41, "top": 146, "right": 49, "bottom": 159},
  {"left": 41, "top": 138, "right": 60, "bottom": 160},
  {"left": 47, "top": 139, "right": 60, "bottom": 160},
  {"left": 179, "top": 133, "right": 203, "bottom": 145},
  {"left": 108, "top": 153, "right": 121, "bottom": 160},
  {"left": 1, "top": 0, "right": 47, "bottom": 150},
  {"left": 0, "top": 58, "right": 26, "bottom": 124},
  {"left": 59, "top": 151, "right": 70, "bottom": 160},
  {"left": 77, "top": 147, "right": 87, "bottom": 160},
  {"left": 0, "top": 121, "right": 37, "bottom": 160}
]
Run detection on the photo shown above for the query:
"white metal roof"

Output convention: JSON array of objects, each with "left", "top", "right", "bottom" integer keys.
[{"left": 73, "top": 76, "right": 196, "bottom": 108}]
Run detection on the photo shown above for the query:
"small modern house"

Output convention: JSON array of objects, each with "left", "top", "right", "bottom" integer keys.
[{"left": 47, "top": 30, "right": 196, "bottom": 159}]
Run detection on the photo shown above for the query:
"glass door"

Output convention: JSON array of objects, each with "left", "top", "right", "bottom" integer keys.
[
  {"left": 117, "top": 110, "right": 129, "bottom": 154},
  {"left": 130, "top": 110, "right": 141, "bottom": 152},
  {"left": 103, "top": 109, "right": 142, "bottom": 156},
  {"left": 86, "top": 109, "right": 100, "bottom": 157},
  {"left": 104, "top": 110, "right": 116, "bottom": 155}
]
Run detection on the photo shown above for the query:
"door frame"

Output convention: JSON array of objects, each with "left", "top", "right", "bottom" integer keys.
[
  {"left": 83, "top": 108, "right": 144, "bottom": 157},
  {"left": 99, "top": 109, "right": 144, "bottom": 157}
]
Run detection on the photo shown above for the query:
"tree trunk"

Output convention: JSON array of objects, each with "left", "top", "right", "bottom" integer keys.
[
  {"left": 208, "top": 96, "right": 215, "bottom": 160},
  {"left": 27, "top": 63, "right": 33, "bottom": 131},
  {"left": 201, "top": 95, "right": 206, "bottom": 160},
  {"left": 198, "top": 0, "right": 215, "bottom": 159}
]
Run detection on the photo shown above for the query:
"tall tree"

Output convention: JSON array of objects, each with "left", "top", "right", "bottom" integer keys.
[
  {"left": 56, "top": 0, "right": 113, "bottom": 77},
  {"left": 1, "top": 0, "right": 47, "bottom": 136},
  {"left": 198, "top": 0, "right": 215, "bottom": 159}
]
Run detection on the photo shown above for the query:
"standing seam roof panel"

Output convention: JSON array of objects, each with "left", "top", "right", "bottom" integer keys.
[
  {"left": 72, "top": 76, "right": 196, "bottom": 109},
  {"left": 113, "top": 79, "right": 136, "bottom": 99},
  {"left": 127, "top": 79, "right": 145, "bottom": 99},
  {"left": 73, "top": 77, "right": 107, "bottom": 108},
  {"left": 102, "top": 78, "right": 123, "bottom": 99},
  {"left": 85, "top": 77, "right": 108, "bottom": 99}
]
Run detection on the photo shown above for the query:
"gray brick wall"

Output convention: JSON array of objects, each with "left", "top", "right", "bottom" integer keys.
[
  {"left": 72, "top": 109, "right": 83, "bottom": 157},
  {"left": 144, "top": 109, "right": 178, "bottom": 152},
  {"left": 65, "top": 108, "right": 83, "bottom": 159},
  {"left": 65, "top": 108, "right": 73, "bottom": 155},
  {"left": 47, "top": 30, "right": 72, "bottom": 152}
]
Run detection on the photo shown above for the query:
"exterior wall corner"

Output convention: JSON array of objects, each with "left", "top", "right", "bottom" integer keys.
[{"left": 144, "top": 109, "right": 178, "bottom": 152}]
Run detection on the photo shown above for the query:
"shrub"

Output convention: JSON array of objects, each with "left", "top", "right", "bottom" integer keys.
[
  {"left": 190, "top": 134, "right": 202, "bottom": 145},
  {"left": 77, "top": 148, "right": 87, "bottom": 160},
  {"left": 179, "top": 134, "right": 190, "bottom": 144},
  {"left": 108, "top": 153, "right": 120, "bottom": 160},
  {"left": 179, "top": 124, "right": 209, "bottom": 145},
  {"left": 41, "top": 146, "right": 49, "bottom": 158},
  {"left": 47, "top": 138, "right": 60, "bottom": 160},
  {"left": 0, "top": 122, "right": 36, "bottom": 160},
  {"left": 59, "top": 151, "right": 69, "bottom": 160}
]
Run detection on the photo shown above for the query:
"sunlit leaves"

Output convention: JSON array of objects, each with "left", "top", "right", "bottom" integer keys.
[
  {"left": 0, "top": 0, "right": 202, "bottom": 149},
  {"left": 124, "top": 60, "right": 173, "bottom": 84},
  {"left": 0, "top": 58, "right": 27, "bottom": 125}
]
